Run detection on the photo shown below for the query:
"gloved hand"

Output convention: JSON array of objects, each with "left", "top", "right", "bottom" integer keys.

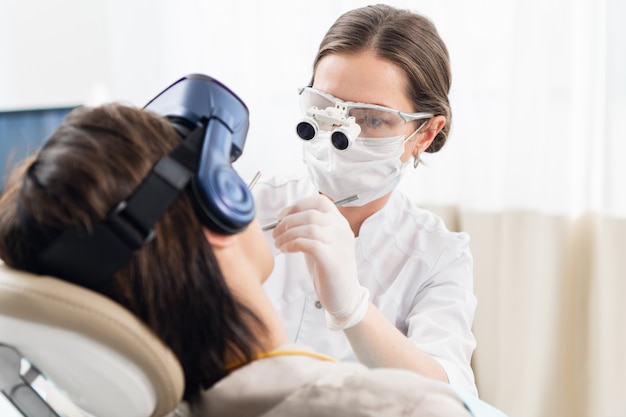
[{"left": 272, "top": 194, "right": 369, "bottom": 330}]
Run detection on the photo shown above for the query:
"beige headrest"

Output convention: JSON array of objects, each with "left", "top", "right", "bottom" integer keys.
[{"left": 0, "top": 262, "right": 184, "bottom": 417}]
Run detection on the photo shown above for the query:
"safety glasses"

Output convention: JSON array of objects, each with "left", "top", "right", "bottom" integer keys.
[{"left": 298, "top": 87, "right": 433, "bottom": 139}]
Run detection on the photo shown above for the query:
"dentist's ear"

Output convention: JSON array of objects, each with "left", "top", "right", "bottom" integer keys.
[
  {"left": 413, "top": 115, "right": 446, "bottom": 156},
  {"left": 203, "top": 228, "right": 237, "bottom": 248}
]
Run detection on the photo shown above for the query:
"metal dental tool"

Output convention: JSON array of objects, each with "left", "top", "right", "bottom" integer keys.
[
  {"left": 247, "top": 171, "right": 262, "bottom": 190},
  {"left": 261, "top": 194, "right": 359, "bottom": 231}
]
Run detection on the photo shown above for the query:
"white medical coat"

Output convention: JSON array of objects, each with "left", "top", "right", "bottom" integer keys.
[{"left": 253, "top": 168, "right": 478, "bottom": 396}]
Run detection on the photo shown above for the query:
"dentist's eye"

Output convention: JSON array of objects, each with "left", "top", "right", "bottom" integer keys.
[{"left": 350, "top": 109, "right": 400, "bottom": 137}]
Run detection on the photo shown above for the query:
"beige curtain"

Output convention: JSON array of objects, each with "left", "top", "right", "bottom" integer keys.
[{"left": 431, "top": 206, "right": 626, "bottom": 417}]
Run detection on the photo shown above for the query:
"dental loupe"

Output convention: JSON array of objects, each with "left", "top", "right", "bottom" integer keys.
[{"left": 296, "top": 105, "right": 361, "bottom": 151}]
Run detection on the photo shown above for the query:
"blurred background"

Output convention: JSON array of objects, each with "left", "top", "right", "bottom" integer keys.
[{"left": 1, "top": 1, "right": 624, "bottom": 416}]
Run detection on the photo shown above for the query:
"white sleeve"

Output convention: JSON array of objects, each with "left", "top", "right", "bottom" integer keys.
[{"left": 405, "top": 232, "right": 478, "bottom": 396}]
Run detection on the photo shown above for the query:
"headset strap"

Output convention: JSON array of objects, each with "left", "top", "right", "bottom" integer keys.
[{"left": 37, "top": 125, "right": 205, "bottom": 289}]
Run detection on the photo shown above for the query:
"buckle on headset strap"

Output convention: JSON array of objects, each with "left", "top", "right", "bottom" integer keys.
[{"left": 107, "top": 154, "right": 193, "bottom": 250}]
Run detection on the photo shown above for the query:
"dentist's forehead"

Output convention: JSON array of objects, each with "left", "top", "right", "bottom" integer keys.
[{"left": 312, "top": 51, "right": 411, "bottom": 111}]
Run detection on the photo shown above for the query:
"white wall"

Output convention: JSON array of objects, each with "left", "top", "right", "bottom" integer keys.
[
  {"left": 0, "top": 0, "right": 458, "bottom": 193},
  {"left": 2, "top": 0, "right": 623, "bottom": 215}
]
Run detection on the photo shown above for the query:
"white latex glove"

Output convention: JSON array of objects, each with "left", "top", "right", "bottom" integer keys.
[{"left": 272, "top": 194, "right": 369, "bottom": 330}]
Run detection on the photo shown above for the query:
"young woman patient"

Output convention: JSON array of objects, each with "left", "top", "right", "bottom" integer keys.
[{"left": 0, "top": 102, "right": 499, "bottom": 416}]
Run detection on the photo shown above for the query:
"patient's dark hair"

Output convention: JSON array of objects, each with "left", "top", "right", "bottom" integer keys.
[{"left": 0, "top": 103, "right": 260, "bottom": 401}]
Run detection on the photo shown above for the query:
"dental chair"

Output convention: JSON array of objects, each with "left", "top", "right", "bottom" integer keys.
[{"left": 0, "top": 262, "right": 184, "bottom": 417}]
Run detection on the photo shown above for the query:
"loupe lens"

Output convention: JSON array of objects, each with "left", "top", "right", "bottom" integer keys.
[
  {"left": 296, "top": 120, "right": 317, "bottom": 140},
  {"left": 331, "top": 131, "right": 350, "bottom": 150}
]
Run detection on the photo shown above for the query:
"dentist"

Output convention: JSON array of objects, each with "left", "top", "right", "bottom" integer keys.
[{"left": 254, "top": 4, "right": 479, "bottom": 397}]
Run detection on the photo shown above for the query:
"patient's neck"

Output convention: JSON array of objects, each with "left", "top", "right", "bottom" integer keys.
[
  {"left": 211, "top": 234, "right": 291, "bottom": 363},
  {"left": 229, "top": 278, "right": 290, "bottom": 354}
]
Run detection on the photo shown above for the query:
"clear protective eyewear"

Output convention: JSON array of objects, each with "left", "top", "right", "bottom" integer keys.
[{"left": 296, "top": 87, "right": 433, "bottom": 150}]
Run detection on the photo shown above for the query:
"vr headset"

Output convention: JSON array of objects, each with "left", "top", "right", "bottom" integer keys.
[{"left": 36, "top": 74, "right": 255, "bottom": 289}]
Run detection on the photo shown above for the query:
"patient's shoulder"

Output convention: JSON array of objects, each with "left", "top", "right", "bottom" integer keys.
[
  {"left": 293, "top": 366, "right": 472, "bottom": 417},
  {"left": 177, "top": 354, "right": 472, "bottom": 417}
]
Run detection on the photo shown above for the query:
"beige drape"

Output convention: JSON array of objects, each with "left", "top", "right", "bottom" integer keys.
[{"left": 430, "top": 207, "right": 626, "bottom": 417}]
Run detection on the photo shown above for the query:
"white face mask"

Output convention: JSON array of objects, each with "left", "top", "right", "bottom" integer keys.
[{"left": 302, "top": 132, "right": 413, "bottom": 207}]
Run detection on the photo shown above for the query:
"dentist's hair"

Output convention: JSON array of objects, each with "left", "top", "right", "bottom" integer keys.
[
  {"left": 310, "top": 3, "right": 452, "bottom": 153},
  {"left": 0, "top": 103, "right": 261, "bottom": 401}
]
